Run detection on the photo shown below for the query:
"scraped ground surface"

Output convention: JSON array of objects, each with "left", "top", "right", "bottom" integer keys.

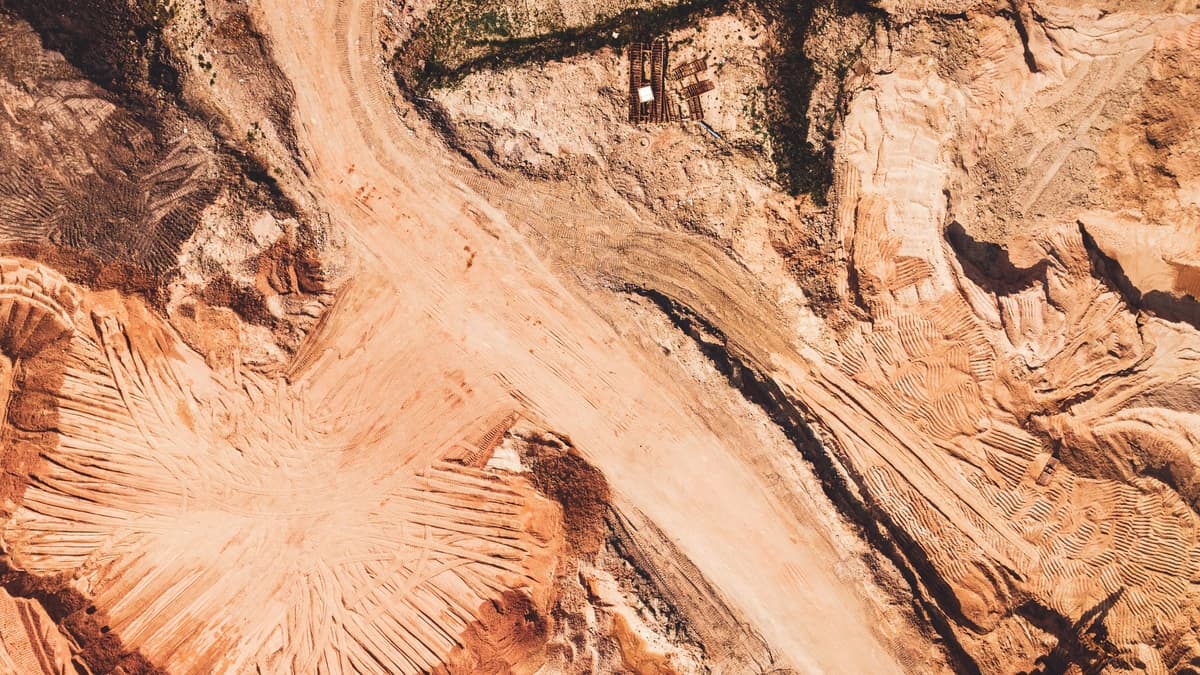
[{"left": 0, "top": 0, "right": 1198, "bottom": 673}]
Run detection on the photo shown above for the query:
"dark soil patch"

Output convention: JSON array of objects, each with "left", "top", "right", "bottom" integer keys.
[
  {"left": 520, "top": 433, "right": 611, "bottom": 556},
  {"left": 0, "top": 559, "right": 167, "bottom": 674}
]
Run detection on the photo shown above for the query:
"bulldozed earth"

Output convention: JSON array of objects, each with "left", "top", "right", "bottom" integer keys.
[{"left": 0, "top": 0, "right": 1197, "bottom": 673}]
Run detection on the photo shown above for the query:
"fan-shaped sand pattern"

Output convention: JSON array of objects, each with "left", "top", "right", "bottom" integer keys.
[
  {"left": 0, "top": 259, "right": 560, "bottom": 674},
  {"left": 4, "top": 0, "right": 1200, "bottom": 671}
]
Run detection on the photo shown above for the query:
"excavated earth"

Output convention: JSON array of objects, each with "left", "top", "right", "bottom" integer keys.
[{"left": 0, "top": 0, "right": 1197, "bottom": 673}]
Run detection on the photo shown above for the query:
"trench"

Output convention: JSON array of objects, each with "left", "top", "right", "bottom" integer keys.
[{"left": 627, "top": 284, "right": 987, "bottom": 674}]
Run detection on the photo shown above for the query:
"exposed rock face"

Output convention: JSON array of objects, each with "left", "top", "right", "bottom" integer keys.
[
  {"left": 824, "top": 8, "right": 1200, "bottom": 668},
  {"left": 0, "top": 0, "right": 1197, "bottom": 673},
  {"left": 419, "top": 0, "right": 1200, "bottom": 671}
]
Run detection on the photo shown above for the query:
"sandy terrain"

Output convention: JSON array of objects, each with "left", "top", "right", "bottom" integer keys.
[{"left": 0, "top": 0, "right": 1197, "bottom": 673}]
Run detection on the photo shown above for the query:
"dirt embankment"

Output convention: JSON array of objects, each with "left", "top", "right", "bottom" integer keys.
[
  {"left": 4, "top": 0, "right": 1200, "bottom": 672},
  {"left": 0, "top": 1, "right": 340, "bottom": 358},
  {"left": 410, "top": 0, "right": 1200, "bottom": 670}
]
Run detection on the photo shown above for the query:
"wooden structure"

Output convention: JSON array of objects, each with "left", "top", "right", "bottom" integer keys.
[
  {"left": 628, "top": 37, "right": 674, "bottom": 124},
  {"left": 671, "top": 57, "right": 707, "bottom": 80},
  {"left": 670, "top": 55, "right": 714, "bottom": 122},
  {"left": 627, "top": 42, "right": 717, "bottom": 125},
  {"left": 681, "top": 79, "right": 715, "bottom": 99}
]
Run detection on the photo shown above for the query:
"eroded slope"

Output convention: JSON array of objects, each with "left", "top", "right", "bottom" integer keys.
[{"left": 0, "top": 0, "right": 1198, "bottom": 673}]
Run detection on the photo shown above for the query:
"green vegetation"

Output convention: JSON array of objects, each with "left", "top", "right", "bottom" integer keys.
[
  {"left": 395, "top": 0, "right": 883, "bottom": 205},
  {"left": 758, "top": 0, "right": 882, "bottom": 202},
  {"left": 466, "top": 10, "right": 514, "bottom": 38},
  {"left": 398, "top": 0, "right": 730, "bottom": 93},
  {"left": 742, "top": 85, "right": 771, "bottom": 148},
  {"left": 406, "top": 0, "right": 559, "bottom": 88},
  {"left": 137, "top": 0, "right": 177, "bottom": 29},
  {"left": 195, "top": 51, "right": 217, "bottom": 85}
]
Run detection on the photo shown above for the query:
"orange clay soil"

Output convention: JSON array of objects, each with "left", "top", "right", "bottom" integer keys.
[{"left": 1, "top": 1, "right": 1200, "bottom": 674}]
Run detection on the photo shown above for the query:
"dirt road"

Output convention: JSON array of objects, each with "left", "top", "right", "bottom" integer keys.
[{"left": 250, "top": 0, "right": 912, "bottom": 671}]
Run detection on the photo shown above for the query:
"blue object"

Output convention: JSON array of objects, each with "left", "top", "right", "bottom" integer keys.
[{"left": 699, "top": 121, "right": 723, "bottom": 140}]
